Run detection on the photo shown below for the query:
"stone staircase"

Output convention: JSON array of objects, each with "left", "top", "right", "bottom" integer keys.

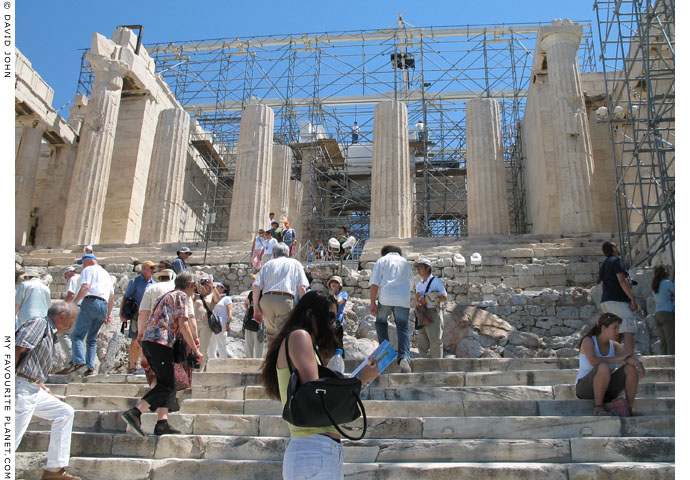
[{"left": 17, "top": 356, "right": 674, "bottom": 479}]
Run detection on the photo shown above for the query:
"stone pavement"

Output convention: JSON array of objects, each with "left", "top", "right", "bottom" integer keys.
[{"left": 17, "top": 356, "right": 674, "bottom": 479}]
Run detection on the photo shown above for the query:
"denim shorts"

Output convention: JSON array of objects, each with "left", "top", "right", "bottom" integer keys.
[{"left": 283, "top": 434, "right": 344, "bottom": 479}]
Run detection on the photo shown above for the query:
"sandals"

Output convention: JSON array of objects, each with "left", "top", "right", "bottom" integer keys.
[{"left": 594, "top": 406, "right": 612, "bottom": 416}]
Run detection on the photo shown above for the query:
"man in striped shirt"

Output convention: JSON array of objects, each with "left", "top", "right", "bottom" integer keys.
[
  {"left": 15, "top": 302, "right": 81, "bottom": 480},
  {"left": 252, "top": 243, "right": 309, "bottom": 338}
]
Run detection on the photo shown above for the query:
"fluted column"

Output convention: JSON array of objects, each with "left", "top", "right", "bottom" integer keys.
[
  {"left": 288, "top": 179, "right": 304, "bottom": 252},
  {"left": 270, "top": 144, "right": 291, "bottom": 224},
  {"left": 466, "top": 98, "right": 510, "bottom": 235},
  {"left": 370, "top": 100, "right": 413, "bottom": 238},
  {"left": 33, "top": 144, "right": 78, "bottom": 247},
  {"left": 62, "top": 57, "right": 124, "bottom": 245},
  {"left": 15, "top": 114, "right": 45, "bottom": 246},
  {"left": 542, "top": 23, "right": 597, "bottom": 233},
  {"left": 140, "top": 108, "right": 191, "bottom": 243},
  {"left": 228, "top": 104, "right": 275, "bottom": 241}
]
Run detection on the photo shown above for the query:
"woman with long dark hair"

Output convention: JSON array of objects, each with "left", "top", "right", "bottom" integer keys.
[
  {"left": 651, "top": 265, "right": 674, "bottom": 354},
  {"left": 260, "top": 290, "right": 378, "bottom": 479},
  {"left": 575, "top": 313, "right": 645, "bottom": 415}
]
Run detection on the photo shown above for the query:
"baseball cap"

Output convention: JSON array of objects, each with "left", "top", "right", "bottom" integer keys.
[
  {"left": 414, "top": 258, "right": 433, "bottom": 268},
  {"left": 77, "top": 254, "right": 97, "bottom": 265},
  {"left": 141, "top": 260, "right": 157, "bottom": 267},
  {"left": 177, "top": 247, "right": 192, "bottom": 255}
]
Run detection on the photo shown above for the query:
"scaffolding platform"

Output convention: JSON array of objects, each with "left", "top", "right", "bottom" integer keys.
[{"left": 409, "top": 139, "right": 437, "bottom": 157}]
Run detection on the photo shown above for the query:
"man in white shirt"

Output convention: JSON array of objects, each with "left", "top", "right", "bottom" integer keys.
[
  {"left": 414, "top": 258, "right": 448, "bottom": 359},
  {"left": 253, "top": 243, "right": 309, "bottom": 338},
  {"left": 70, "top": 254, "right": 115, "bottom": 376},
  {"left": 415, "top": 120, "right": 425, "bottom": 141},
  {"left": 15, "top": 269, "right": 52, "bottom": 329},
  {"left": 261, "top": 230, "right": 278, "bottom": 265},
  {"left": 369, "top": 245, "right": 415, "bottom": 373},
  {"left": 64, "top": 267, "right": 81, "bottom": 305}
]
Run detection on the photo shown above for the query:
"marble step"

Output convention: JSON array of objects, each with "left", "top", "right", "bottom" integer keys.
[
  {"left": 18, "top": 432, "right": 674, "bottom": 463},
  {"left": 185, "top": 367, "right": 674, "bottom": 389},
  {"left": 182, "top": 382, "right": 673, "bottom": 402},
  {"left": 203, "top": 356, "right": 675, "bottom": 374},
  {"left": 29, "top": 410, "right": 673, "bottom": 439},
  {"left": 12, "top": 456, "right": 671, "bottom": 480},
  {"left": 179, "top": 397, "right": 675, "bottom": 417}
]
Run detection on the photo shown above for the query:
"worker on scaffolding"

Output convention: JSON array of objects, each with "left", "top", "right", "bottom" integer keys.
[
  {"left": 415, "top": 120, "right": 425, "bottom": 142},
  {"left": 351, "top": 121, "right": 360, "bottom": 144}
]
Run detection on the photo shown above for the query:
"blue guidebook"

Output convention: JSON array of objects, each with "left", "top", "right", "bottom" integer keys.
[{"left": 350, "top": 340, "right": 397, "bottom": 380}]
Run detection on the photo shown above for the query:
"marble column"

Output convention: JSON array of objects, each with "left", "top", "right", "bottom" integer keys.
[
  {"left": 370, "top": 100, "right": 413, "bottom": 238},
  {"left": 542, "top": 23, "right": 597, "bottom": 233},
  {"left": 100, "top": 93, "right": 158, "bottom": 243},
  {"left": 15, "top": 115, "right": 45, "bottom": 246},
  {"left": 288, "top": 179, "right": 304, "bottom": 252},
  {"left": 61, "top": 57, "right": 124, "bottom": 246},
  {"left": 33, "top": 144, "right": 78, "bottom": 247},
  {"left": 227, "top": 104, "right": 275, "bottom": 241},
  {"left": 465, "top": 98, "right": 510, "bottom": 236},
  {"left": 140, "top": 108, "right": 191, "bottom": 244},
  {"left": 270, "top": 144, "right": 291, "bottom": 224}
]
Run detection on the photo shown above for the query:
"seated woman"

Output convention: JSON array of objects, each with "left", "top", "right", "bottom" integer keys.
[
  {"left": 575, "top": 313, "right": 646, "bottom": 416},
  {"left": 260, "top": 290, "right": 378, "bottom": 479}
]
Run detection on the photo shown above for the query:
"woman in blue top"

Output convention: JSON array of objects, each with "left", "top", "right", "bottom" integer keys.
[
  {"left": 652, "top": 265, "right": 674, "bottom": 354},
  {"left": 575, "top": 313, "right": 645, "bottom": 416}
]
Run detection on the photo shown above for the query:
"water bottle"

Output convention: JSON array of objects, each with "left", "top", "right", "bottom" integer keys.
[{"left": 327, "top": 349, "right": 345, "bottom": 375}]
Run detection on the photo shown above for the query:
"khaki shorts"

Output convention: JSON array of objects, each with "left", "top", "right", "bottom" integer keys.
[
  {"left": 576, "top": 364, "right": 627, "bottom": 403},
  {"left": 600, "top": 301, "right": 637, "bottom": 334}
]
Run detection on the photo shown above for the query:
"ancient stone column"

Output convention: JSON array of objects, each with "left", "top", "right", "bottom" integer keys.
[
  {"left": 15, "top": 114, "right": 45, "bottom": 246},
  {"left": 34, "top": 144, "right": 78, "bottom": 247},
  {"left": 100, "top": 93, "right": 158, "bottom": 244},
  {"left": 465, "top": 98, "right": 510, "bottom": 236},
  {"left": 61, "top": 57, "right": 124, "bottom": 246},
  {"left": 542, "top": 22, "right": 597, "bottom": 233},
  {"left": 227, "top": 104, "right": 275, "bottom": 241},
  {"left": 140, "top": 108, "right": 191, "bottom": 244},
  {"left": 288, "top": 179, "right": 304, "bottom": 253},
  {"left": 370, "top": 100, "right": 413, "bottom": 238},
  {"left": 270, "top": 144, "right": 291, "bottom": 224}
]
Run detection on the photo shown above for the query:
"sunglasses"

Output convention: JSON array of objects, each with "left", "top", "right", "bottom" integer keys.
[{"left": 327, "top": 311, "right": 337, "bottom": 324}]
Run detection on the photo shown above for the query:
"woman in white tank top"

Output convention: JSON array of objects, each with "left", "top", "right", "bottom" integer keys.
[{"left": 575, "top": 313, "right": 646, "bottom": 415}]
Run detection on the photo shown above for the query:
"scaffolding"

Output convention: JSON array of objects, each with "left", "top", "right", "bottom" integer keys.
[
  {"left": 594, "top": 0, "right": 674, "bottom": 268},
  {"left": 76, "top": 18, "right": 596, "bottom": 243}
]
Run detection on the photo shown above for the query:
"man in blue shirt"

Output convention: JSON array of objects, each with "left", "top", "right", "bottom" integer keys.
[
  {"left": 599, "top": 241, "right": 638, "bottom": 355},
  {"left": 121, "top": 261, "right": 156, "bottom": 373},
  {"left": 172, "top": 247, "right": 192, "bottom": 274}
]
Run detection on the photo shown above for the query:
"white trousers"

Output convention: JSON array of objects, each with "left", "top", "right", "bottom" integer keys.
[
  {"left": 207, "top": 332, "right": 228, "bottom": 359},
  {"left": 15, "top": 378, "right": 74, "bottom": 469}
]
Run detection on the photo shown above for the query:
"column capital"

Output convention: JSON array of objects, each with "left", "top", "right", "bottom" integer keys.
[
  {"left": 540, "top": 30, "right": 581, "bottom": 51},
  {"left": 86, "top": 54, "right": 126, "bottom": 90},
  {"left": 16, "top": 113, "right": 43, "bottom": 130}
]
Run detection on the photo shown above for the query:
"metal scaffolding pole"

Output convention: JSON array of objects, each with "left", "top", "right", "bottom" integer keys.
[{"left": 594, "top": 0, "right": 674, "bottom": 268}]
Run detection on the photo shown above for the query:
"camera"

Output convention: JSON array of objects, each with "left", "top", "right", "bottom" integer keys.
[
  {"left": 187, "top": 352, "right": 201, "bottom": 369},
  {"left": 200, "top": 279, "right": 209, "bottom": 285}
]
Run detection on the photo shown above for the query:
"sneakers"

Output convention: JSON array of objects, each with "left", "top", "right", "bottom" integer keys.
[
  {"left": 54, "top": 362, "right": 74, "bottom": 375},
  {"left": 84, "top": 368, "right": 94, "bottom": 377},
  {"left": 41, "top": 468, "right": 81, "bottom": 479},
  {"left": 399, "top": 358, "right": 412, "bottom": 374},
  {"left": 153, "top": 420, "right": 181, "bottom": 436},
  {"left": 121, "top": 408, "right": 145, "bottom": 437}
]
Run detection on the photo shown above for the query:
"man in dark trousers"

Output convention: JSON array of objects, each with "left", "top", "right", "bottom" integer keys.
[{"left": 599, "top": 241, "right": 638, "bottom": 355}]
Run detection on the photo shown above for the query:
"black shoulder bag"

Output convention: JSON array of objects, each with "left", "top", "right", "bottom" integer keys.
[
  {"left": 199, "top": 294, "right": 223, "bottom": 334},
  {"left": 414, "top": 276, "right": 435, "bottom": 330},
  {"left": 282, "top": 331, "right": 367, "bottom": 440}
]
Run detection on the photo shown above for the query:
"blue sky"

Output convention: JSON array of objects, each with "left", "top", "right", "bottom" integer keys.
[{"left": 17, "top": 0, "right": 599, "bottom": 113}]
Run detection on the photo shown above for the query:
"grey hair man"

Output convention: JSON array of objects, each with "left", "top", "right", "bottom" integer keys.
[
  {"left": 253, "top": 242, "right": 309, "bottom": 337},
  {"left": 15, "top": 302, "right": 81, "bottom": 480}
]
